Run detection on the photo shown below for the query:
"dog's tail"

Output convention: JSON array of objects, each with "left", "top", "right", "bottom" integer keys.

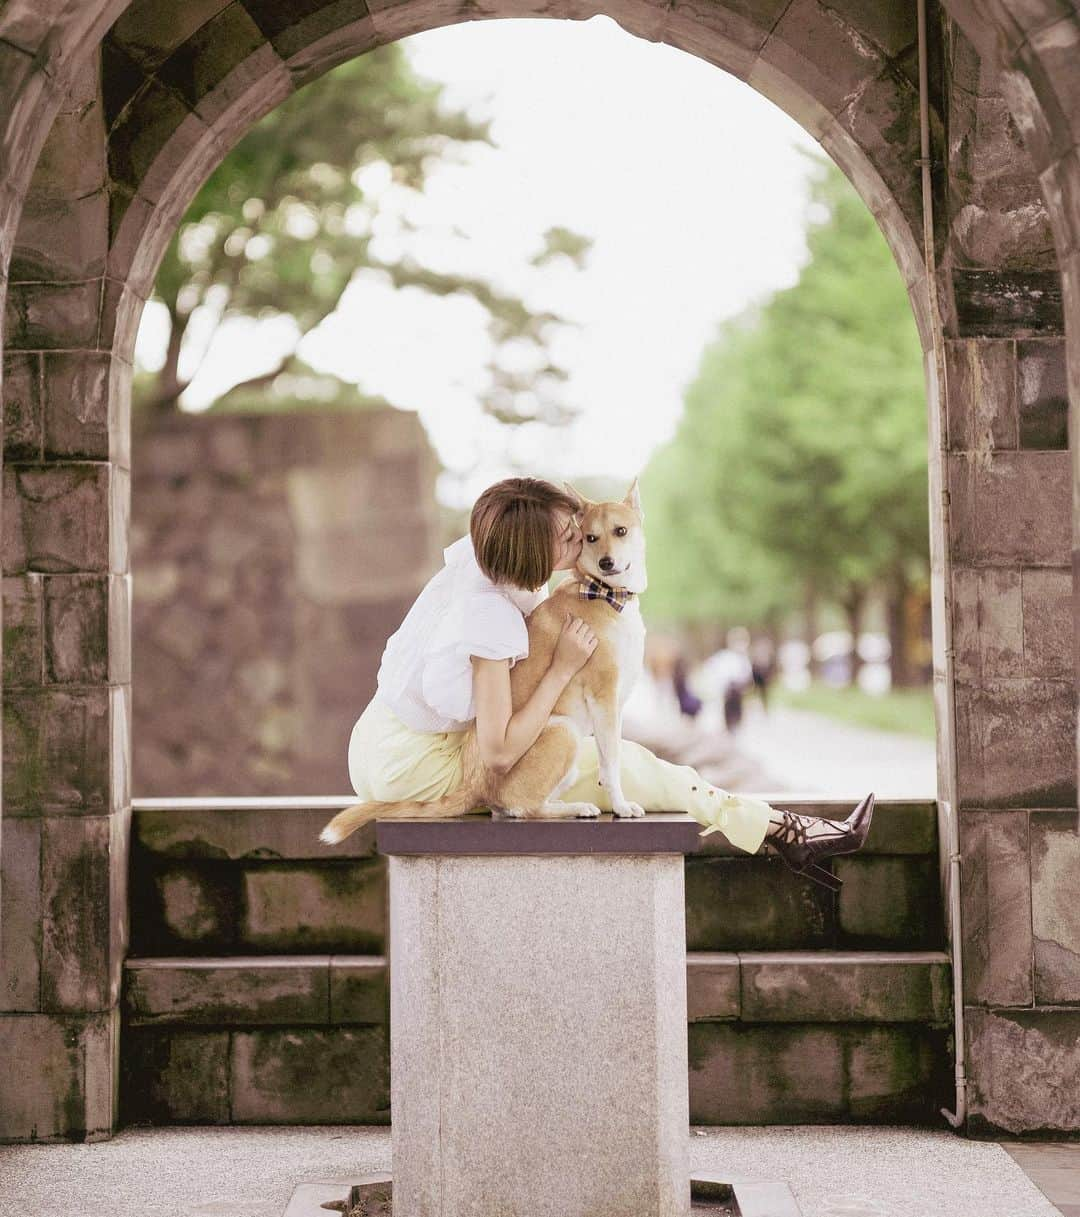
[{"left": 318, "top": 782, "right": 485, "bottom": 845}]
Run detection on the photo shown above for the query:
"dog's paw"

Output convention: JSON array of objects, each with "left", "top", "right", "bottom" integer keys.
[
  {"left": 572, "top": 802, "right": 602, "bottom": 818},
  {"left": 613, "top": 801, "right": 646, "bottom": 818}
]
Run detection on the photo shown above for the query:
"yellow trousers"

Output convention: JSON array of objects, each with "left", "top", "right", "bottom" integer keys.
[{"left": 348, "top": 697, "right": 775, "bottom": 854}]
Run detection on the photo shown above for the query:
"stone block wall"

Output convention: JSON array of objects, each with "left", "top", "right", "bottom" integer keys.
[
  {"left": 116, "top": 798, "right": 952, "bottom": 1128},
  {"left": 129, "top": 408, "right": 440, "bottom": 796},
  {"left": 937, "top": 22, "right": 1079, "bottom": 1138}
]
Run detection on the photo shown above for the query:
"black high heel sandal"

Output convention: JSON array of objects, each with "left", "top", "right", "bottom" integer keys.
[{"left": 766, "top": 793, "right": 875, "bottom": 893}]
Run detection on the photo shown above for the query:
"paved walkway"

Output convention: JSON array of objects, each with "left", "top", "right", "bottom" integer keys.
[
  {"left": 724, "top": 699, "right": 937, "bottom": 799},
  {"left": 999, "top": 1142, "right": 1080, "bottom": 1217},
  {"left": 622, "top": 691, "right": 937, "bottom": 800},
  {"left": 0, "top": 1125, "right": 1070, "bottom": 1217}
]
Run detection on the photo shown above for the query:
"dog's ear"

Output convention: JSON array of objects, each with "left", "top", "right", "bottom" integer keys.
[
  {"left": 563, "top": 482, "right": 594, "bottom": 512},
  {"left": 624, "top": 477, "right": 644, "bottom": 520}
]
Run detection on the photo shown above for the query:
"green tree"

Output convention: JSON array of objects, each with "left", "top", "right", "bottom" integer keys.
[
  {"left": 138, "top": 45, "right": 592, "bottom": 434},
  {"left": 641, "top": 315, "right": 807, "bottom": 631},
  {"left": 642, "top": 153, "right": 929, "bottom": 684}
]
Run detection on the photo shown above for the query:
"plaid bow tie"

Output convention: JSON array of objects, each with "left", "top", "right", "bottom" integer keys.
[{"left": 578, "top": 576, "right": 635, "bottom": 612}]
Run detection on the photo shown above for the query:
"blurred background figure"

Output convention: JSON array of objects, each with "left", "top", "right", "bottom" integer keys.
[
  {"left": 696, "top": 628, "right": 754, "bottom": 735},
  {"left": 622, "top": 631, "right": 786, "bottom": 792},
  {"left": 645, "top": 632, "right": 703, "bottom": 719},
  {"left": 723, "top": 681, "right": 745, "bottom": 734},
  {"left": 749, "top": 636, "right": 776, "bottom": 713},
  {"left": 672, "top": 653, "right": 703, "bottom": 719}
]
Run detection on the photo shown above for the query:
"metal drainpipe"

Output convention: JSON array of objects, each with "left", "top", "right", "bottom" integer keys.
[{"left": 916, "top": 0, "right": 967, "bottom": 1130}]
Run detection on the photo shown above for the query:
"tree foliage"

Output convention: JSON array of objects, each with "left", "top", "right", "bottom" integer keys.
[
  {"left": 641, "top": 153, "right": 929, "bottom": 632},
  {"left": 138, "top": 45, "right": 592, "bottom": 433}
]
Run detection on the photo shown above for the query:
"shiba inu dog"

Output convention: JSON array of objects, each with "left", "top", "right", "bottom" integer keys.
[{"left": 319, "top": 480, "right": 648, "bottom": 844}]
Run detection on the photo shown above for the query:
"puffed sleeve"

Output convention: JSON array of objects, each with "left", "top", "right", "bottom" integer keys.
[{"left": 420, "top": 588, "right": 530, "bottom": 724}]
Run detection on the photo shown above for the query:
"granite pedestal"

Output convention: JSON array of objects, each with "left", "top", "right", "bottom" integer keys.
[{"left": 378, "top": 813, "right": 706, "bottom": 1217}]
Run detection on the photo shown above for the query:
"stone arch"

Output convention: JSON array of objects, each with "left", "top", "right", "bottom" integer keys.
[
  {"left": 0, "top": 0, "right": 1076, "bottom": 1143},
  {"left": 92, "top": 0, "right": 935, "bottom": 363}
]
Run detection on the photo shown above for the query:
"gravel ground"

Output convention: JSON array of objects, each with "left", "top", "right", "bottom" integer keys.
[{"left": 0, "top": 1124, "right": 1063, "bottom": 1217}]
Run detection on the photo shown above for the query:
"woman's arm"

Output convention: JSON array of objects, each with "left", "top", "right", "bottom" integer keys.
[{"left": 472, "top": 613, "right": 597, "bottom": 774}]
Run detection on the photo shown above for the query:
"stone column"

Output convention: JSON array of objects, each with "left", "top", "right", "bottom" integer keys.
[
  {"left": 939, "top": 25, "right": 1079, "bottom": 1136},
  {"left": 0, "top": 51, "right": 130, "bottom": 1142},
  {"left": 379, "top": 815, "right": 699, "bottom": 1217}
]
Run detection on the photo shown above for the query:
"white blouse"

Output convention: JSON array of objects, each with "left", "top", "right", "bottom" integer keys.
[{"left": 373, "top": 533, "right": 550, "bottom": 733}]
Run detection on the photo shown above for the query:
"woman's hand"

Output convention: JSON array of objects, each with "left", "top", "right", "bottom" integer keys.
[
  {"left": 552, "top": 612, "right": 598, "bottom": 679},
  {"left": 473, "top": 613, "right": 598, "bottom": 773}
]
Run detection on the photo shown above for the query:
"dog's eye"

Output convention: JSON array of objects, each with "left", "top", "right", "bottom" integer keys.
[
  {"left": 614, "top": 526, "right": 627, "bottom": 537},
  {"left": 585, "top": 534, "right": 598, "bottom": 544}
]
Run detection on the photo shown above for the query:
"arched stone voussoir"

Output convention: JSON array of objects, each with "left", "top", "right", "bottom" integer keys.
[
  {"left": 362, "top": 0, "right": 641, "bottom": 45},
  {"left": 0, "top": 39, "right": 62, "bottom": 207},
  {"left": 821, "top": 113, "right": 934, "bottom": 343},
  {"left": 0, "top": 0, "right": 132, "bottom": 286},
  {"left": 946, "top": 1, "right": 1080, "bottom": 185},
  {"left": 754, "top": 2, "right": 932, "bottom": 249},
  {"left": 105, "top": 56, "right": 295, "bottom": 307},
  {"left": 1034, "top": 141, "right": 1080, "bottom": 266},
  {"left": 651, "top": 0, "right": 778, "bottom": 80}
]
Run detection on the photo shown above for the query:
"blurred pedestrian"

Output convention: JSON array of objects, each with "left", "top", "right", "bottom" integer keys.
[
  {"left": 698, "top": 630, "right": 754, "bottom": 735},
  {"left": 672, "top": 654, "right": 703, "bottom": 719},
  {"left": 723, "top": 680, "right": 745, "bottom": 732},
  {"left": 750, "top": 637, "right": 776, "bottom": 713}
]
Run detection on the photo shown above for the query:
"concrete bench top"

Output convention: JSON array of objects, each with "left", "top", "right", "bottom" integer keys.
[{"left": 376, "top": 811, "right": 709, "bottom": 855}]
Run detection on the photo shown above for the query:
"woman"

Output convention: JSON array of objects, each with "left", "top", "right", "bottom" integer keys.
[{"left": 347, "top": 476, "right": 873, "bottom": 883}]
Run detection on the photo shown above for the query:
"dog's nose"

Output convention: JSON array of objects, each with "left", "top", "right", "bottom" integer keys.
[{"left": 598, "top": 556, "right": 614, "bottom": 572}]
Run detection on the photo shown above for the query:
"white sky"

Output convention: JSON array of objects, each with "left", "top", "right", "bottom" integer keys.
[{"left": 135, "top": 15, "right": 822, "bottom": 509}]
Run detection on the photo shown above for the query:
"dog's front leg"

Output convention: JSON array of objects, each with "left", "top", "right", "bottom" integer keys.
[
  {"left": 586, "top": 691, "right": 644, "bottom": 818},
  {"left": 495, "top": 718, "right": 601, "bottom": 820}
]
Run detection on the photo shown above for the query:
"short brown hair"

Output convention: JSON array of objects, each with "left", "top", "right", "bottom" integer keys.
[{"left": 470, "top": 477, "right": 582, "bottom": 590}]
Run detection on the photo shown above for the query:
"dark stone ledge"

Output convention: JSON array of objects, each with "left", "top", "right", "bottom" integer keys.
[
  {"left": 127, "top": 798, "right": 937, "bottom": 858},
  {"left": 377, "top": 811, "right": 709, "bottom": 856}
]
